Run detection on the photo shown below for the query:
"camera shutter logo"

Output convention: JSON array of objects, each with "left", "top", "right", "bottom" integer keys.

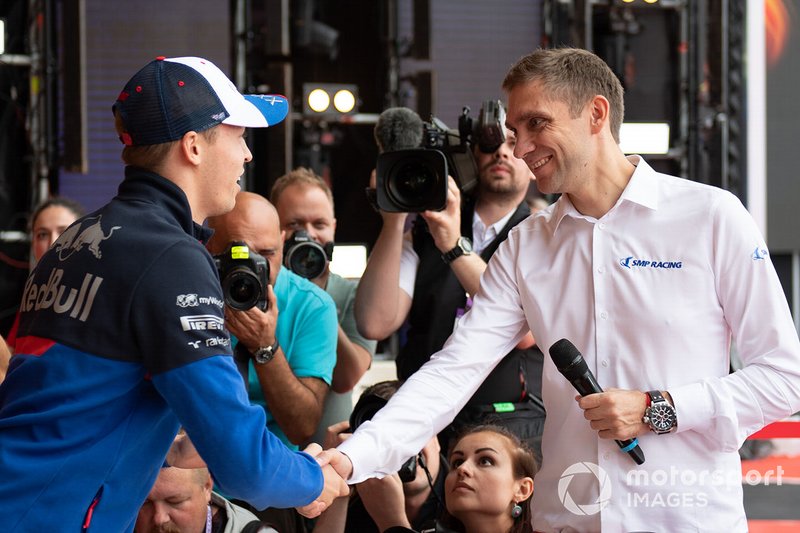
[{"left": 558, "top": 462, "right": 612, "bottom": 515}]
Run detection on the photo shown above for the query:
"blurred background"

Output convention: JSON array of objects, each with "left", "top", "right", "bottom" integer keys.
[{"left": 2, "top": 0, "right": 799, "bottom": 328}]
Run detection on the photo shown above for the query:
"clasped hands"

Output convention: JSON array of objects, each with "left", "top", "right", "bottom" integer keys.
[{"left": 296, "top": 443, "right": 354, "bottom": 518}]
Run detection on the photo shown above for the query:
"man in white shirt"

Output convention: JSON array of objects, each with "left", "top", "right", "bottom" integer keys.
[{"left": 310, "top": 47, "right": 800, "bottom": 532}]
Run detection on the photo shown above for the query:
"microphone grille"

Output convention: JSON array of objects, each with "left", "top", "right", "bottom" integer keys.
[{"left": 549, "top": 338, "right": 582, "bottom": 370}]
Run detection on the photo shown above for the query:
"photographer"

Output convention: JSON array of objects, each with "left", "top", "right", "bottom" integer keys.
[
  {"left": 270, "top": 168, "right": 377, "bottom": 447},
  {"left": 355, "top": 107, "right": 544, "bottom": 455},
  {"left": 207, "top": 191, "right": 337, "bottom": 449},
  {"left": 312, "top": 381, "right": 446, "bottom": 533},
  {"left": 207, "top": 192, "right": 338, "bottom": 531}
]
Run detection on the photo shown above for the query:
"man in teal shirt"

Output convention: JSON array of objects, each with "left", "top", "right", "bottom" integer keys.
[{"left": 207, "top": 191, "right": 337, "bottom": 449}]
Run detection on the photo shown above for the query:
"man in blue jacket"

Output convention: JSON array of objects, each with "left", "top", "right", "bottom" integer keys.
[{"left": 0, "top": 56, "right": 347, "bottom": 531}]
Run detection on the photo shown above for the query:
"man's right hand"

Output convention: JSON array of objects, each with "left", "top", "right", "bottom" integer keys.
[
  {"left": 421, "top": 176, "right": 461, "bottom": 253},
  {"left": 296, "top": 444, "right": 351, "bottom": 518}
]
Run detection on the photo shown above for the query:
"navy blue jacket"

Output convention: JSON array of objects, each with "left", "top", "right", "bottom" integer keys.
[{"left": 0, "top": 168, "right": 322, "bottom": 531}]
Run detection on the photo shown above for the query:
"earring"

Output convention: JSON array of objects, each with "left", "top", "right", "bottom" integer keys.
[{"left": 511, "top": 502, "right": 523, "bottom": 518}]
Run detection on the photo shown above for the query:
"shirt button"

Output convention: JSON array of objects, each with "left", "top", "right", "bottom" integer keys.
[
  {"left": 604, "top": 452, "right": 611, "bottom": 460},
  {"left": 598, "top": 266, "right": 605, "bottom": 274},
  {"left": 598, "top": 223, "right": 606, "bottom": 230},
  {"left": 600, "top": 311, "right": 608, "bottom": 319},
  {"left": 601, "top": 360, "right": 609, "bottom": 367}
]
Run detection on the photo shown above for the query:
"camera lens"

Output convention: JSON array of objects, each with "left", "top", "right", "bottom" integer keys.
[
  {"left": 222, "top": 267, "right": 262, "bottom": 311},
  {"left": 286, "top": 243, "right": 327, "bottom": 279},
  {"left": 387, "top": 161, "right": 441, "bottom": 210}
]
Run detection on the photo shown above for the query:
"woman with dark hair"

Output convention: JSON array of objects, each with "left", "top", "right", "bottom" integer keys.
[
  {"left": 1, "top": 196, "right": 85, "bottom": 381},
  {"left": 29, "top": 196, "right": 85, "bottom": 263},
  {"left": 384, "top": 424, "right": 536, "bottom": 533},
  {"left": 440, "top": 424, "right": 536, "bottom": 533}
]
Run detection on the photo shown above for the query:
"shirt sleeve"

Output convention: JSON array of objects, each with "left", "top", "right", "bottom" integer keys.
[
  {"left": 131, "top": 240, "right": 232, "bottom": 374},
  {"left": 669, "top": 191, "right": 800, "bottom": 451},
  {"left": 339, "top": 230, "right": 530, "bottom": 482},
  {"left": 282, "top": 283, "right": 338, "bottom": 384},
  {"left": 398, "top": 233, "right": 419, "bottom": 299},
  {"left": 152, "top": 355, "right": 323, "bottom": 508},
  {"left": 336, "top": 278, "right": 377, "bottom": 355}
]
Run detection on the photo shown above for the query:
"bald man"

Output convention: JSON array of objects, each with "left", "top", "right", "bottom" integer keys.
[
  {"left": 135, "top": 466, "right": 270, "bottom": 533},
  {"left": 207, "top": 192, "right": 338, "bottom": 450}
]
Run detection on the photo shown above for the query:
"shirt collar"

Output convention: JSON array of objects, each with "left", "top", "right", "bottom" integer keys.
[
  {"left": 551, "top": 155, "right": 660, "bottom": 233},
  {"left": 472, "top": 208, "right": 516, "bottom": 254}
]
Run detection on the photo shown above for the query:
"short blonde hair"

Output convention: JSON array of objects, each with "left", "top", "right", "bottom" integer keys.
[{"left": 270, "top": 167, "right": 334, "bottom": 210}]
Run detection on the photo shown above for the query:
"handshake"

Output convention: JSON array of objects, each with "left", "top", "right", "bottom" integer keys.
[
  {"left": 166, "top": 432, "right": 352, "bottom": 518},
  {"left": 296, "top": 444, "right": 353, "bottom": 517}
]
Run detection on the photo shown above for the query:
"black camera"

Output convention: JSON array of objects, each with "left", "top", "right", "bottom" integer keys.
[
  {"left": 376, "top": 100, "right": 506, "bottom": 212},
  {"left": 283, "top": 230, "right": 334, "bottom": 280},
  {"left": 350, "top": 392, "right": 419, "bottom": 483},
  {"left": 213, "top": 241, "right": 269, "bottom": 311}
]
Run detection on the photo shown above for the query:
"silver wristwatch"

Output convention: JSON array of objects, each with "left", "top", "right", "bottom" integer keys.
[
  {"left": 642, "top": 390, "right": 677, "bottom": 434},
  {"left": 252, "top": 338, "right": 280, "bottom": 365}
]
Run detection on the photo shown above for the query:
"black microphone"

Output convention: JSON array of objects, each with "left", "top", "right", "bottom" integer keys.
[
  {"left": 549, "top": 338, "right": 645, "bottom": 465},
  {"left": 373, "top": 107, "right": 424, "bottom": 153}
]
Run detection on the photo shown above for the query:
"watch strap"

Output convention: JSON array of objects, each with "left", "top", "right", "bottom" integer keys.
[
  {"left": 252, "top": 338, "right": 280, "bottom": 365},
  {"left": 441, "top": 237, "right": 472, "bottom": 264}
]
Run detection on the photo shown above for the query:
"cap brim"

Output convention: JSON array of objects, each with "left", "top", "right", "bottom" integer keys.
[{"left": 223, "top": 94, "right": 289, "bottom": 128}]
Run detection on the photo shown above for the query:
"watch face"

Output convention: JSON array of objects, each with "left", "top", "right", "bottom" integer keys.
[
  {"left": 649, "top": 404, "right": 677, "bottom": 432},
  {"left": 253, "top": 347, "right": 275, "bottom": 364},
  {"left": 459, "top": 237, "right": 473, "bottom": 253}
]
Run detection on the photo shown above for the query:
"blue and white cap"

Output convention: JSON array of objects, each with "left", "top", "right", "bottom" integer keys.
[{"left": 112, "top": 56, "right": 289, "bottom": 146}]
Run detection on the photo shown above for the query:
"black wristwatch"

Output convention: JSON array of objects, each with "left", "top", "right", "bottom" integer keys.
[
  {"left": 441, "top": 236, "right": 473, "bottom": 264},
  {"left": 251, "top": 338, "right": 280, "bottom": 365},
  {"left": 642, "top": 390, "right": 677, "bottom": 434}
]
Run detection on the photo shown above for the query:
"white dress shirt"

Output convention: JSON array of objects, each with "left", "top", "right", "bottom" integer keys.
[
  {"left": 340, "top": 157, "right": 800, "bottom": 532},
  {"left": 397, "top": 207, "right": 517, "bottom": 298}
]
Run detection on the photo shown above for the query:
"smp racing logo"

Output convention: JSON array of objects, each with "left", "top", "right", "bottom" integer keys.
[{"left": 619, "top": 256, "right": 683, "bottom": 270}]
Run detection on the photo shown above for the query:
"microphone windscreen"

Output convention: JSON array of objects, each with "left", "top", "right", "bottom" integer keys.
[
  {"left": 549, "top": 338, "right": 585, "bottom": 374},
  {"left": 374, "top": 107, "right": 424, "bottom": 153}
]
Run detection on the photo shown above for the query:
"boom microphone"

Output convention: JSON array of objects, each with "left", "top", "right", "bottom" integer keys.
[
  {"left": 373, "top": 107, "right": 424, "bottom": 153},
  {"left": 549, "top": 338, "right": 645, "bottom": 465}
]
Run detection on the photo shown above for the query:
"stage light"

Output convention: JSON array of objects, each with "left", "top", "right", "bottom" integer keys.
[
  {"left": 619, "top": 123, "right": 670, "bottom": 154},
  {"left": 0, "top": 19, "right": 5, "bottom": 55},
  {"left": 302, "top": 83, "right": 359, "bottom": 118},
  {"left": 333, "top": 89, "right": 356, "bottom": 113},
  {"left": 308, "top": 89, "right": 331, "bottom": 113}
]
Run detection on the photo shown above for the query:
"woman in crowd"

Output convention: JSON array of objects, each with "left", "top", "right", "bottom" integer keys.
[
  {"left": 1, "top": 196, "right": 85, "bottom": 381},
  {"left": 440, "top": 424, "right": 536, "bottom": 533},
  {"left": 383, "top": 424, "right": 536, "bottom": 533},
  {"left": 29, "top": 196, "right": 86, "bottom": 264}
]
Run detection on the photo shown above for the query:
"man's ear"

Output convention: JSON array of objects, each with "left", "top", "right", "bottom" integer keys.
[
  {"left": 588, "top": 95, "right": 610, "bottom": 135},
  {"left": 180, "top": 131, "right": 202, "bottom": 166}
]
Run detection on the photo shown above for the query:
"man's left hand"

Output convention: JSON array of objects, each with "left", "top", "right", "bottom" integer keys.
[
  {"left": 224, "top": 284, "right": 279, "bottom": 353},
  {"left": 576, "top": 388, "right": 649, "bottom": 441}
]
